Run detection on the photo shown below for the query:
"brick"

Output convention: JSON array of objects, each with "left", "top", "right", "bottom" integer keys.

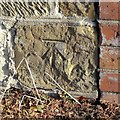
[
  {"left": 100, "top": 46, "right": 120, "bottom": 70},
  {"left": 101, "top": 92, "right": 120, "bottom": 104},
  {"left": 100, "top": 71, "right": 120, "bottom": 92},
  {"left": 99, "top": 23, "right": 120, "bottom": 46},
  {"left": 59, "top": 2, "right": 95, "bottom": 19},
  {"left": 99, "top": 2, "right": 119, "bottom": 20}
]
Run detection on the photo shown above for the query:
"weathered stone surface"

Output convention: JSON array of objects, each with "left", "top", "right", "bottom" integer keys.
[
  {"left": 14, "top": 23, "right": 98, "bottom": 93},
  {"left": 0, "top": 23, "right": 8, "bottom": 86},
  {"left": 59, "top": 2, "right": 95, "bottom": 19},
  {"left": 0, "top": 23, "right": 17, "bottom": 102},
  {"left": 0, "top": 2, "right": 95, "bottom": 19},
  {"left": 0, "top": 2, "right": 50, "bottom": 17}
]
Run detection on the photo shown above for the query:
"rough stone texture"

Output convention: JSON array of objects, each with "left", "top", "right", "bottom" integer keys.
[
  {"left": 0, "top": 2, "right": 50, "bottom": 18},
  {"left": 100, "top": 46, "right": 120, "bottom": 70},
  {"left": 99, "top": 2, "right": 119, "bottom": 20},
  {"left": 0, "top": 22, "right": 17, "bottom": 102},
  {"left": 59, "top": 2, "right": 95, "bottom": 19},
  {"left": 0, "top": 2, "right": 98, "bottom": 100},
  {"left": 0, "top": 2, "right": 95, "bottom": 19},
  {"left": 100, "top": 71, "right": 120, "bottom": 92},
  {"left": 0, "top": 24, "right": 8, "bottom": 85},
  {"left": 14, "top": 23, "right": 98, "bottom": 93}
]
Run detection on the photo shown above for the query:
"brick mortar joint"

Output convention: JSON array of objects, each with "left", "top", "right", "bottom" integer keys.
[
  {"left": 0, "top": 17, "right": 96, "bottom": 27},
  {"left": 102, "top": 91, "right": 120, "bottom": 95},
  {"left": 98, "top": 20, "right": 120, "bottom": 24},
  {"left": 100, "top": 45, "right": 120, "bottom": 49},
  {"left": 98, "top": 69, "right": 120, "bottom": 73}
]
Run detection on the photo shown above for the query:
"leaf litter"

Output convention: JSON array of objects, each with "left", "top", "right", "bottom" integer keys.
[{"left": 0, "top": 87, "right": 120, "bottom": 119}]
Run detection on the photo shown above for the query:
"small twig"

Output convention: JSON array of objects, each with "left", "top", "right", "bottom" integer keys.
[
  {"left": 11, "top": 57, "right": 25, "bottom": 78},
  {"left": 16, "top": 58, "right": 25, "bottom": 72},
  {"left": 19, "top": 95, "right": 40, "bottom": 110},
  {"left": 45, "top": 72, "right": 81, "bottom": 105},
  {"left": 24, "top": 58, "right": 42, "bottom": 104}
]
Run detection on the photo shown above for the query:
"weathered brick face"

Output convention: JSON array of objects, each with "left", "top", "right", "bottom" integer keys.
[
  {"left": 101, "top": 92, "right": 120, "bottom": 104},
  {"left": 99, "top": 23, "right": 120, "bottom": 46},
  {"left": 100, "top": 47, "right": 120, "bottom": 70},
  {"left": 99, "top": 2, "right": 119, "bottom": 20},
  {"left": 14, "top": 23, "right": 98, "bottom": 93},
  {"left": 99, "top": 1, "right": 120, "bottom": 104},
  {"left": 100, "top": 71, "right": 120, "bottom": 92}
]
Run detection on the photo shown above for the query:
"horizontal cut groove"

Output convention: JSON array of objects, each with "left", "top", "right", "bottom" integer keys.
[{"left": 42, "top": 39, "right": 65, "bottom": 43}]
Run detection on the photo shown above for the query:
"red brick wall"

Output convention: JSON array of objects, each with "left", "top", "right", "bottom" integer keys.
[{"left": 99, "top": 2, "right": 120, "bottom": 104}]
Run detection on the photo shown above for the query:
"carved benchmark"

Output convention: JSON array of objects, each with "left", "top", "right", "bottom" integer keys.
[{"left": 14, "top": 23, "right": 98, "bottom": 93}]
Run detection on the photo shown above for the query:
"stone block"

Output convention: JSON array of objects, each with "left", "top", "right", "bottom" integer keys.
[
  {"left": 14, "top": 23, "right": 98, "bottom": 93},
  {"left": 0, "top": 2, "right": 50, "bottom": 18},
  {"left": 0, "top": 2, "right": 95, "bottom": 19},
  {"left": 59, "top": 2, "right": 95, "bottom": 19}
]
